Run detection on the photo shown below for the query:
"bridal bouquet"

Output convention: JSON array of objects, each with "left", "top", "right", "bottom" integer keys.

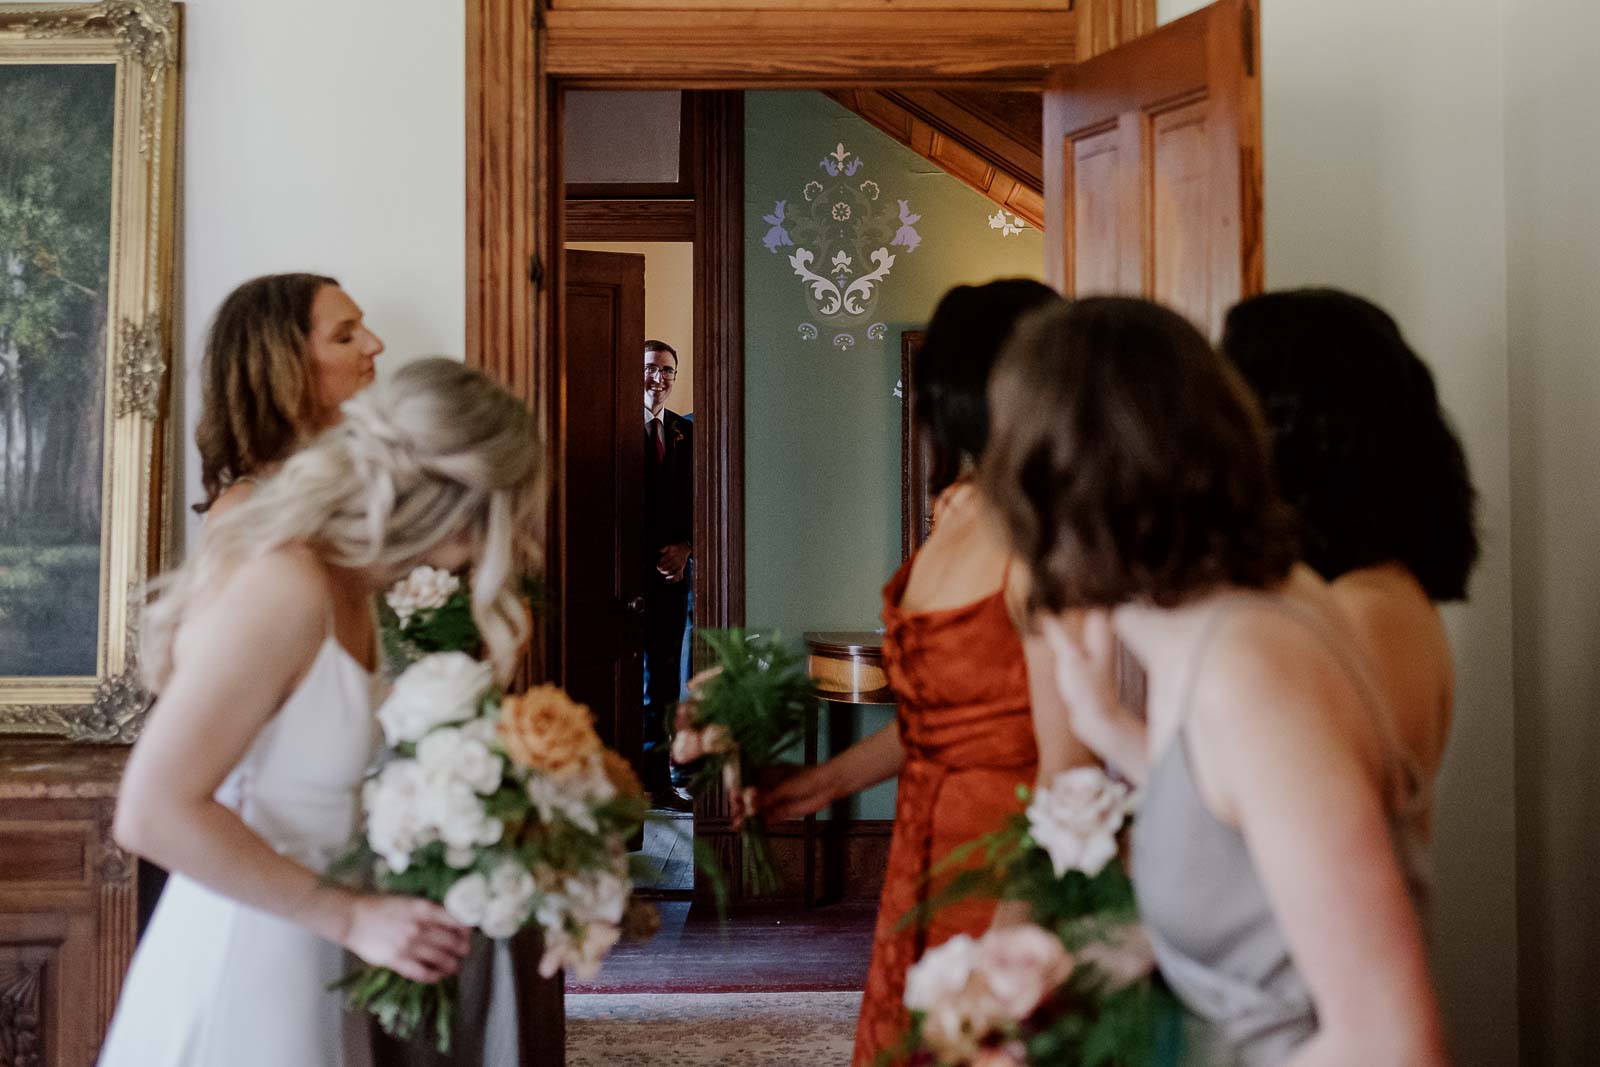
[
  {"left": 334, "top": 567, "right": 652, "bottom": 1051},
  {"left": 669, "top": 629, "right": 819, "bottom": 895},
  {"left": 886, "top": 768, "right": 1181, "bottom": 1066}
]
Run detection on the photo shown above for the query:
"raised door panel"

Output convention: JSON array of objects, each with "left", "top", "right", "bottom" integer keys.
[
  {"left": 1150, "top": 98, "right": 1217, "bottom": 333},
  {"left": 562, "top": 250, "right": 647, "bottom": 763},
  {"left": 1043, "top": 0, "right": 1261, "bottom": 333},
  {"left": 1067, "top": 123, "right": 1139, "bottom": 296}
]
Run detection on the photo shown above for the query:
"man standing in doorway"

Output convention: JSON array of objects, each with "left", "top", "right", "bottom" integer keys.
[{"left": 643, "top": 339, "right": 693, "bottom": 808}]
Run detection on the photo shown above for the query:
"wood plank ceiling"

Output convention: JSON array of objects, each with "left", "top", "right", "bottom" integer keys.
[{"left": 826, "top": 89, "right": 1044, "bottom": 229}]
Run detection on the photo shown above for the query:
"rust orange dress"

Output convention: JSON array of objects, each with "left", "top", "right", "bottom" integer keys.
[{"left": 852, "top": 557, "right": 1038, "bottom": 1067}]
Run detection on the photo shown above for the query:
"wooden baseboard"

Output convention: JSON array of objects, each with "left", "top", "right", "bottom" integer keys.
[{"left": 695, "top": 818, "right": 893, "bottom": 904}]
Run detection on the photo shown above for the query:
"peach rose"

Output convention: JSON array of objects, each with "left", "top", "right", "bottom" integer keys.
[
  {"left": 976, "top": 924, "right": 1073, "bottom": 1021},
  {"left": 600, "top": 748, "right": 645, "bottom": 800},
  {"left": 498, "top": 685, "right": 602, "bottom": 775}
]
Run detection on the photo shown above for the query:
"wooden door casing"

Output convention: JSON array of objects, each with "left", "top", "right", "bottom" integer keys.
[
  {"left": 1044, "top": 0, "right": 1262, "bottom": 335},
  {"left": 561, "top": 250, "right": 647, "bottom": 761}
]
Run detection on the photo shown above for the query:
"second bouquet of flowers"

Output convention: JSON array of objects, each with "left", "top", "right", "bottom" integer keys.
[
  {"left": 887, "top": 767, "right": 1182, "bottom": 1066},
  {"left": 668, "top": 629, "right": 820, "bottom": 895}
]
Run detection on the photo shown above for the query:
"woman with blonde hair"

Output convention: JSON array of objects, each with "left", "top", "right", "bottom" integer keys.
[
  {"left": 196, "top": 272, "right": 385, "bottom": 517},
  {"left": 99, "top": 359, "right": 540, "bottom": 1066}
]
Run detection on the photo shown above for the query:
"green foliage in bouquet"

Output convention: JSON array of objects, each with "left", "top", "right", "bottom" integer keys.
[
  {"left": 890, "top": 783, "right": 1184, "bottom": 1067},
  {"left": 380, "top": 573, "right": 544, "bottom": 670},
  {"left": 676, "top": 629, "right": 819, "bottom": 895}
]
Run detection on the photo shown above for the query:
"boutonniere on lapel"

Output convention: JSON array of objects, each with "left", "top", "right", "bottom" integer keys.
[{"left": 668, "top": 423, "right": 686, "bottom": 448}]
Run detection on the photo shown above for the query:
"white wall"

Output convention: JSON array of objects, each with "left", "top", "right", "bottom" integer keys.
[
  {"left": 1158, "top": 1, "right": 1521, "bottom": 1061},
  {"left": 181, "top": 0, "right": 465, "bottom": 532},
  {"left": 1503, "top": 2, "right": 1600, "bottom": 1062}
]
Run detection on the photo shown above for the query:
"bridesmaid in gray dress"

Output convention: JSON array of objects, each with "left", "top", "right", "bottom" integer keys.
[{"left": 980, "top": 297, "right": 1450, "bottom": 1067}]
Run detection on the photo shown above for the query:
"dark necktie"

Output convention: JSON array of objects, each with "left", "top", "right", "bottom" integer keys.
[{"left": 650, "top": 418, "right": 666, "bottom": 464}]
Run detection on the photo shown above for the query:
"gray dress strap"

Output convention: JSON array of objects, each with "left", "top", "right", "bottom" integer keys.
[{"left": 1130, "top": 593, "right": 1431, "bottom": 1067}]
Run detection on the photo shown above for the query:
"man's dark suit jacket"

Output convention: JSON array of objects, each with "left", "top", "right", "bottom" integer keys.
[{"left": 643, "top": 409, "right": 693, "bottom": 564}]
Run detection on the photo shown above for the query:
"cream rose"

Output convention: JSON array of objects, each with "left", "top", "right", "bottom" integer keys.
[
  {"left": 1025, "top": 766, "right": 1135, "bottom": 879},
  {"left": 377, "top": 652, "right": 493, "bottom": 746}
]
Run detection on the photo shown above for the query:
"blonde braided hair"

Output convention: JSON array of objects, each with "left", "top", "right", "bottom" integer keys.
[{"left": 145, "top": 359, "right": 542, "bottom": 689}]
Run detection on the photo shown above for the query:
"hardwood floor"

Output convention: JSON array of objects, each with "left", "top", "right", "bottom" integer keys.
[
  {"left": 633, "top": 810, "right": 695, "bottom": 894},
  {"left": 572, "top": 899, "right": 877, "bottom": 994}
]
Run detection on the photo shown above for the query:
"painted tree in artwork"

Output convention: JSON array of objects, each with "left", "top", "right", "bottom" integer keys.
[{"left": 0, "top": 63, "right": 116, "bottom": 675}]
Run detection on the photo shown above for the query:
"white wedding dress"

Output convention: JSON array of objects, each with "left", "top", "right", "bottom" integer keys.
[{"left": 98, "top": 631, "right": 381, "bottom": 1067}]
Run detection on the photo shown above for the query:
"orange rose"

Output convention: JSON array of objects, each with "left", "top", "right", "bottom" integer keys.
[
  {"left": 498, "top": 685, "right": 602, "bottom": 775},
  {"left": 601, "top": 748, "right": 645, "bottom": 799}
]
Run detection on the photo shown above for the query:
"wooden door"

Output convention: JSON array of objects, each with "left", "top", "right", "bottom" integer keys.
[
  {"left": 561, "top": 249, "right": 647, "bottom": 763},
  {"left": 1043, "top": 0, "right": 1262, "bottom": 335}
]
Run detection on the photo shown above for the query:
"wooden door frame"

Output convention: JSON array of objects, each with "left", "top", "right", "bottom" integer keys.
[{"left": 465, "top": 0, "right": 1153, "bottom": 894}]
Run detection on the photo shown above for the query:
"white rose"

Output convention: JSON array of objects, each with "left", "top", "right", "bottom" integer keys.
[
  {"left": 904, "top": 933, "right": 982, "bottom": 1012},
  {"left": 417, "top": 726, "right": 505, "bottom": 795},
  {"left": 904, "top": 933, "right": 1013, "bottom": 1059},
  {"left": 444, "top": 872, "right": 491, "bottom": 926},
  {"left": 377, "top": 652, "right": 493, "bottom": 746},
  {"left": 386, "top": 565, "right": 461, "bottom": 625},
  {"left": 489, "top": 861, "right": 536, "bottom": 901},
  {"left": 363, "top": 760, "right": 434, "bottom": 870},
  {"left": 482, "top": 892, "right": 532, "bottom": 939},
  {"left": 422, "top": 777, "right": 501, "bottom": 850},
  {"left": 1026, "top": 767, "right": 1134, "bottom": 879}
]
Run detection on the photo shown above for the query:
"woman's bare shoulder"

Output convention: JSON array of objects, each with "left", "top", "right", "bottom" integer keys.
[
  {"left": 204, "top": 479, "right": 257, "bottom": 522},
  {"left": 175, "top": 545, "right": 331, "bottom": 661}
]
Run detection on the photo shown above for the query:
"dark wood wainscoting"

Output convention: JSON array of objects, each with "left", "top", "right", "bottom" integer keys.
[{"left": 0, "top": 743, "right": 136, "bottom": 1067}]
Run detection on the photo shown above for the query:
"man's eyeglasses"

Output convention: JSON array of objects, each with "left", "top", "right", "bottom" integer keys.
[{"left": 644, "top": 366, "right": 678, "bottom": 381}]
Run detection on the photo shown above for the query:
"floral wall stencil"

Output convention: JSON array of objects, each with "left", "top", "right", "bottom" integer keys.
[
  {"left": 745, "top": 94, "right": 1045, "bottom": 822},
  {"left": 761, "top": 142, "right": 922, "bottom": 349},
  {"left": 988, "top": 208, "right": 1028, "bottom": 237}
]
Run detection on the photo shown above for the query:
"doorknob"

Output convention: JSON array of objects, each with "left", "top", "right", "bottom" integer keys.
[{"left": 624, "top": 596, "right": 646, "bottom": 615}]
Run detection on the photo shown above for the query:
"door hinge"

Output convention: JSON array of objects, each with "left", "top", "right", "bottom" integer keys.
[
  {"left": 1242, "top": 3, "right": 1257, "bottom": 78},
  {"left": 529, "top": 254, "right": 544, "bottom": 289}
]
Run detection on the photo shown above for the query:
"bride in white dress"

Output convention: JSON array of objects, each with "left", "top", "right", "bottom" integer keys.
[{"left": 99, "top": 359, "right": 542, "bottom": 1066}]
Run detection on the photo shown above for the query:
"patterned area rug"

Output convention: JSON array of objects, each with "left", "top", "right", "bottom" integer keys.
[{"left": 567, "top": 991, "right": 863, "bottom": 1067}]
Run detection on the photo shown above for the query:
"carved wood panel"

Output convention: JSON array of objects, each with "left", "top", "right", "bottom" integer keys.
[{"left": 0, "top": 745, "right": 135, "bottom": 1067}]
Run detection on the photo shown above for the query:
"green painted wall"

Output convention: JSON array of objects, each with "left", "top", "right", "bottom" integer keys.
[{"left": 743, "top": 91, "right": 1044, "bottom": 818}]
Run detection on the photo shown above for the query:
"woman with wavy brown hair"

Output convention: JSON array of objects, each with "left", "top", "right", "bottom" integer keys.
[
  {"left": 981, "top": 297, "right": 1448, "bottom": 1066},
  {"left": 195, "top": 272, "right": 385, "bottom": 517}
]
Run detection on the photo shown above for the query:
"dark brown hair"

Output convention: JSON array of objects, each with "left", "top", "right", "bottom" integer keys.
[
  {"left": 916, "top": 279, "right": 1058, "bottom": 492},
  {"left": 194, "top": 272, "right": 338, "bottom": 512},
  {"left": 644, "top": 339, "right": 678, "bottom": 366},
  {"left": 1222, "top": 288, "right": 1479, "bottom": 600},
  {"left": 980, "top": 296, "right": 1298, "bottom": 616}
]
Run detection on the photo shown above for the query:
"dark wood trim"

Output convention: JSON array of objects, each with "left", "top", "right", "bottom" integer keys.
[
  {"left": 689, "top": 91, "right": 745, "bottom": 647},
  {"left": 685, "top": 91, "right": 748, "bottom": 895},
  {"left": 900, "top": 330, "right": 931, "bottom": 561},
  {"left": 565, "top": 199, "right": 696, "bottom": 241}
]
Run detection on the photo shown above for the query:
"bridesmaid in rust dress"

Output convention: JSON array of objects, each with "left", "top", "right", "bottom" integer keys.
[{"left": 758, "top": 280, "right": 1094, "bottom": 1066}]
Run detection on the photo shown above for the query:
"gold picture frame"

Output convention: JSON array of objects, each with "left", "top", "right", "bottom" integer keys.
[{"left": 0, "top": 1, "right": 180, "bottom": 741}]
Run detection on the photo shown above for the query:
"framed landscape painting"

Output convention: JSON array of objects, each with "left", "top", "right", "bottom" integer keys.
[{"left": 0, "top": 1, "right": 179, "bottom": 741}]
